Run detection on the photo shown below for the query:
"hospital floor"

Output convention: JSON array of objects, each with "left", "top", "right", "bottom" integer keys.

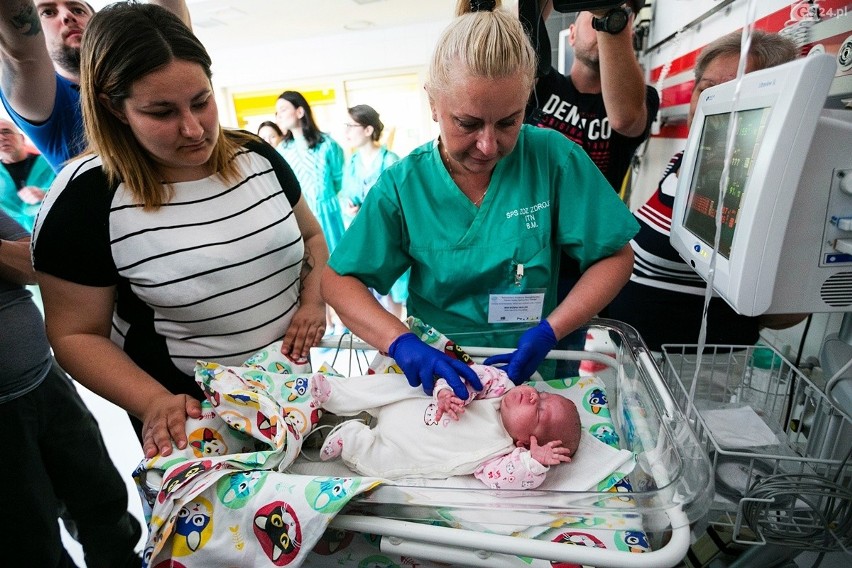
[
  {"left": 62, "top": 363, "right": 849, "bottom": 568},
  {"left": 60, "top": 381, "right": 147, "bottom": 565}
]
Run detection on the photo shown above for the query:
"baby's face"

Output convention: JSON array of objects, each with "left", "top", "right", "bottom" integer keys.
[{"left": 500, "top": 385, "right": 578, "bottom": 447}]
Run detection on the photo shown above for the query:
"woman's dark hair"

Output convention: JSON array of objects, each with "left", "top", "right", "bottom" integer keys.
[
  {"left": 348, "top": 104, "right": 384, "bottom": 142},
  {"left": 257, "top": 120, "right": 284, "bottom": 138},
  {"left": 278, "top": 90, "right": 323, "bottom": 149},
  {"left": 80, "top": 0, "right": 253, "bottom": 208}
]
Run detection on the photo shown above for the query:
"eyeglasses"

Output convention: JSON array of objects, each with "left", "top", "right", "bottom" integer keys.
[{"left": 344, "top": 123, "right": 365, "bottom": 129}]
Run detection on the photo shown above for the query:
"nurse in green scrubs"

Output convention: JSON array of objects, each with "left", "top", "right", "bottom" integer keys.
[{"left": 321, "top": 0, "right": 638, "bottom": 398}]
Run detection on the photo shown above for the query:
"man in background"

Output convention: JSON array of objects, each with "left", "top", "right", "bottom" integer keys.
[
  {"left": 0, "top": 0, "right": 190, "bottom": 171},
  {"left": 606, "top": 30, "right": 804, "bottom": 351},
  {"left": 520, "top": 0, "right": 659, "bottom": 363},
  {"left": 0, "top": 117, "right": 54, "bottom": 231},
  {"left": 524, "top": 0, "right": 659, "bottom": 192}
]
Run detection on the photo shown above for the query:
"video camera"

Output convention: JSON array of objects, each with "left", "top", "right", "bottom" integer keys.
[{"left": 551, "top": 1, "right": 645, "bottom": 13}]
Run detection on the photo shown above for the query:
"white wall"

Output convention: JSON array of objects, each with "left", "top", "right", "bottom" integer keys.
[
  {"left": 207, "top": 19, "right": 450, "bottom": 148},
  {"left": 207, "top": 19, "right": 447, "bottom": 130},
  {"left": 207, "top": 20, "right": 449, "bottom": 92}
]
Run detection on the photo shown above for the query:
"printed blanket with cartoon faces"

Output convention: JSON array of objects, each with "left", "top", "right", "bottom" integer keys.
[
  {"left": 134, "top": 318, "right": 648, "bottom": 567},
  {"left": 134, "top": 342, "right": 382, "bottom": 567}
]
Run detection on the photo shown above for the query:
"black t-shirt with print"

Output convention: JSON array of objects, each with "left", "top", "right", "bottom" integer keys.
[
  {"left": 527, "top": 67, "right": 660, "bottom": 289},
  {"left": 526, "top": 67, "right": 660, "bottom": 192}
]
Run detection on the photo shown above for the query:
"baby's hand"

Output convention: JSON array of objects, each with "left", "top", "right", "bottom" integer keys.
[
  {"left": 529, "top": 436, "right": 573, "bottom": 466},
  {"left": 435, "top": 389, "right": 465, "bottom": 422}
]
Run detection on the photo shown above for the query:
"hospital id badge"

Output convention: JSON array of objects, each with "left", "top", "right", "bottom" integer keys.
[{"left": 488, "top": 288, "right": 545, "bottom": 324}]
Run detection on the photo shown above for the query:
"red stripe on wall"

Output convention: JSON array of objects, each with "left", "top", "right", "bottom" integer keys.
[
  {"left": 653, "top": 123, "right": 690, "bottom": 139},
  {"left": 650, "top": 52, "right": 698, "bottom": 83},
  {"left": 660, "top": 80, "right": 695, "bottom": 108},
  {"left": 649, "top": 1, "right": 852, "bottom": 81}
]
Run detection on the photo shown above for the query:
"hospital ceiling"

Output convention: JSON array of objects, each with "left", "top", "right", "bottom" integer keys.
[{"left": 92, "top": 0, "right": 466, "bottom": 53}]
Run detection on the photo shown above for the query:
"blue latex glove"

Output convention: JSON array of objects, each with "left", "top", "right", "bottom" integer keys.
[
  {"left": 388, "top": 333, "right": 483, "bottom": 399},
  {"left": 483, "top": 320, "right": 557, "bottom": 384}
]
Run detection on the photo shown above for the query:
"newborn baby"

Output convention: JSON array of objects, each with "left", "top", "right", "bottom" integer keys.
[{"left": 313, "top": 364, "right": 581, "bottom": 489}]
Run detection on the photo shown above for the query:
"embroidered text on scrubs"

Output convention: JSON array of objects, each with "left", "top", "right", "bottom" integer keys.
[{"left": 505, "top": 200, "right": 550, "bottom": 229}]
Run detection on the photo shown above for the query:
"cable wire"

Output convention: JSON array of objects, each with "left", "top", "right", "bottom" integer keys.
[{"left": 740, "top": 444, "right": 852, "bottom": 551}]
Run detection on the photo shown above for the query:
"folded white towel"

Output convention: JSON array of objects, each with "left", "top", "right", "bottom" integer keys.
[
  {"left": 540, "top": 429, "right": 635, "bottom": 491},
  {"left": 701, "top": 405, "right": 779, "bottom": 449}
]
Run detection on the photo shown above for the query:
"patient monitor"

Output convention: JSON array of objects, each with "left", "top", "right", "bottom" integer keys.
[
  {"left": 671, "top": 54, "right": 852, "bottom": 317},
  {"left": 670, "top": 53, "right": 852, "bottom": 414}
]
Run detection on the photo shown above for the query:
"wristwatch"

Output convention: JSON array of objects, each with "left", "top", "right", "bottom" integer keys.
[{"left": 591, "top": 7, "right": 631, "bottom": 35}]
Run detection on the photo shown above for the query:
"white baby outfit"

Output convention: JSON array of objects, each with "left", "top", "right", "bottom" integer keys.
[
  {"left": 318, "top": 369, "right": 515, "bottom": 479},
  {"left": 318, "top": 365, "right": 551, "bottom": 488}
]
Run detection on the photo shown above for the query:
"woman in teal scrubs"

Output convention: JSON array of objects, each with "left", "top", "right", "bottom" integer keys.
[
  {"left": 340, "top": 104, "right": 409, "bottom": 321},
  {"left": 322, "top": 0, "right": 638, "bottom": 398}
]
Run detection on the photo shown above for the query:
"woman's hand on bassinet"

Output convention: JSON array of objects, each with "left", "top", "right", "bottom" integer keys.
[
  {"left": 436, "top": 389, "right": 466, "bottom": 422},
  {"left": 528, "top": 436, "right": 574, "bottom": 466},
  {"left": 280, "top": 301, "right": 327, "bottom": 358},
  {"left": 141, "top": 393, "right": 203, "bottom": 459}
]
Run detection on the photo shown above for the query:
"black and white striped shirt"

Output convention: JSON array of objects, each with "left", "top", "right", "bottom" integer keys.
[{"left": 33, "top": 137, "right": 305, "bottom": 395}]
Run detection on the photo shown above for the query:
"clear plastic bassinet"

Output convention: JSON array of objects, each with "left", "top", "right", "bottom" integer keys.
[{"left": 301, "top": 318, "right": 714, "bottom": 567}]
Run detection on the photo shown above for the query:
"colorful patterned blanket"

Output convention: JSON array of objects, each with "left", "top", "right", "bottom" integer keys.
[
  {"left": 133, "top": 318, "right": 645, "bottom": 567},
  {"left": 133, "top": 342, "right": 382, "bottom": 567}
]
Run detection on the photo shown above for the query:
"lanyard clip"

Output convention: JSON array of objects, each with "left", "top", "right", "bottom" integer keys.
[{"left": 514, "top": 263, "right": 524, "bottom": 287}]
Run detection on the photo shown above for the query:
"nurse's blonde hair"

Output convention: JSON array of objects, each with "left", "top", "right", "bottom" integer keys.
[{"left": 426, "top": 0, "right": 537, "bottom": 99}]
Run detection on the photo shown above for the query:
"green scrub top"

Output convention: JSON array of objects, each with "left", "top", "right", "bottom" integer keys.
[
  {"left": 329, "top": 125, "right": 639, "bottom": 348},
  {"left": 0, "top": 153, "right": 55, "bottom": 232}
]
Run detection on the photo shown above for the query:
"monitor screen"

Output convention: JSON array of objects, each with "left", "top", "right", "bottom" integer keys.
[
  {"left": 682, "top": 107, "right": 770, "bottom": 258},
  {"left": 669, "top": 53, "right": 843, "bottom": 317}
]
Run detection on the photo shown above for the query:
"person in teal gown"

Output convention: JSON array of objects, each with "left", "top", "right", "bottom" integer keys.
[
  {"left": 275, "top": 90, "right": 345, "bottom": 252},
  {"left": 341, "top": 104, "right": 409, "bottom": 320}
]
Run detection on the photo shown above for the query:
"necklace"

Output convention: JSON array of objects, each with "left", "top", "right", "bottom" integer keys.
[
  {"left": 440, "top": 139, "right": 488, "bottom": 207},
  {"left": 472, "top": 187, "right": 488, "bottom": 207}
]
